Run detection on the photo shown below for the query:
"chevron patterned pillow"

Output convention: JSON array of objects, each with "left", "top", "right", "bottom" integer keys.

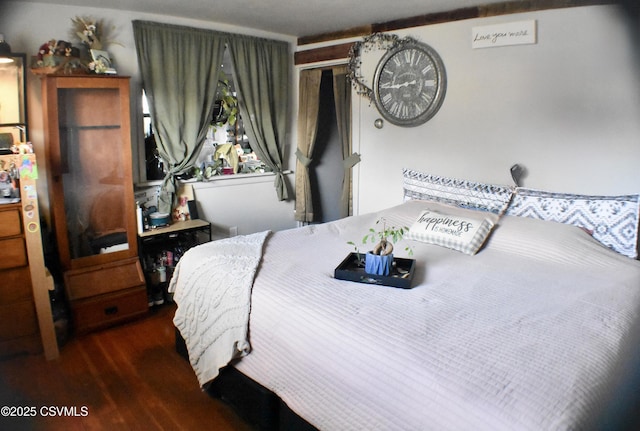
[
  {"left": 402, "top": 168, "right": 514, "bottom": 214},
  {"left": 505, "top": 188, "right": 640, "bottom": 259}
]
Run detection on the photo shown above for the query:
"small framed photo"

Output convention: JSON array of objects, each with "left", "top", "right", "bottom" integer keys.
[{"left": 90, "top": 49, "right": 117, "bottom": 74}]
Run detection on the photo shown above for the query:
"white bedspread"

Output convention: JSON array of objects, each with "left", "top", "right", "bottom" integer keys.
[
  {"left": 170, "top": 230, "right": 270, "bottom": 386},
  {"left": 174, "top": 200, "right": 640, "bottom": 430}
]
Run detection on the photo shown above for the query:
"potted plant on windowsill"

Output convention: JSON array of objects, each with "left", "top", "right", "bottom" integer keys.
[{"left": 348, "top": 218, "right": 412, "bottom": 276}]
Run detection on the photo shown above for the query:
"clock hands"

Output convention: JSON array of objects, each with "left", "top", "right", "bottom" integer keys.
[
  {"left": 382, "top": 80, "right": 416, "bottom": 89},
  {"left": 381, "top": 79, "right": 436, "bottom": 90}
]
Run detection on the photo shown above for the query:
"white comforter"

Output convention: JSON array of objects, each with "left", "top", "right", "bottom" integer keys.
[{"left": 175, "top": 200, "right": 640, "bottom": 430}]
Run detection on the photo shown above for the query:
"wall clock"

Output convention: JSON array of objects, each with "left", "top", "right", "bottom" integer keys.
[{"left": 373, "top": 40, "right": 446, "bottom": 127}]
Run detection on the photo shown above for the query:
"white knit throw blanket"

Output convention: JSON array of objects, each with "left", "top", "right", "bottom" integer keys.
[{"left": 169, "top": 230, "right": 270, "bottom": 387}]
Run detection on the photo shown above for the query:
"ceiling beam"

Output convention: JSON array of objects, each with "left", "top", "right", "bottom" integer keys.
[{"left": 296, "top": 0, "right": 615, "bottom": 56}]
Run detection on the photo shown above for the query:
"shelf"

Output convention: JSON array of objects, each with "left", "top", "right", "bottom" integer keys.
[
  {"left": 138, "top": 219, "right": 211, "bottom": 239},
  {"left": 137, "top": 218, "right": 212, "bottom": 306},
  {"left": 0, "top": 123, "right": 28, "bottom": 128}
]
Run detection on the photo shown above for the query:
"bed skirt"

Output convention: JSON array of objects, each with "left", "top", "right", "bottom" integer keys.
[{"left": 175, "top": 328, "right": 318, "bottom": 431}]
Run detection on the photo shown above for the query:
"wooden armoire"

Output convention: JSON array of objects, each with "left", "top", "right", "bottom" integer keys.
[{"left": 42, "top": 75, "right": 147, "bottom": 334}]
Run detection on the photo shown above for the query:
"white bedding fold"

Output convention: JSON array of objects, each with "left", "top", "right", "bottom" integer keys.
[{"left": 169, "top": 230, "right": 270, "bottom": 386}]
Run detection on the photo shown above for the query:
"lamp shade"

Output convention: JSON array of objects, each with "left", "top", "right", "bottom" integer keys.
[{"left": 0, "top": 34, "right": 13, "bottom": 63}]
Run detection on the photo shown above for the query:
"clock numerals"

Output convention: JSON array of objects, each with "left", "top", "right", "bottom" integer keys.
[
  {"left": 389, "top": 102, "right": 415, "bottom": 120},
  {"left": 380, "top": 95, "right": 429, "bottom": 121},
  {"left": 404, "top": 49, "right": 421, "bottom": 67}
]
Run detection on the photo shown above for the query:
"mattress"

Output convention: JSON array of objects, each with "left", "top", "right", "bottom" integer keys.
[{"left": 174, "top": 200, "right": 640, "bottom": 430}]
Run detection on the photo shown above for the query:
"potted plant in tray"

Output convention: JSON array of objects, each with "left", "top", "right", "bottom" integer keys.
[{"left": 348, "top": 218, "right": 412, "bottom": 276}]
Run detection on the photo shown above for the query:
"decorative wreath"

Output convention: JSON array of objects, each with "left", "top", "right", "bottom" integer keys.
[{"left": 347, "top": 33, "right": 420, "bottom": 103}]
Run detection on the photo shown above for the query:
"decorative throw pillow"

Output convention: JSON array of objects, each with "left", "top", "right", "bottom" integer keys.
[
  {"left": 406, "top": 204, "right": 499, "bottom": 255},
  {"left": 505, "top": 188, "right": 640, "bottom": 259},
  {"left": 402, "top": 168, "right": 514, "bottom": 214}
]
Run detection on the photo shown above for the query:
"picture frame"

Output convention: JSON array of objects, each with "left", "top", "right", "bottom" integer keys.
[{"left": 89, "top": 49, "right": 117, "bottom": 74}]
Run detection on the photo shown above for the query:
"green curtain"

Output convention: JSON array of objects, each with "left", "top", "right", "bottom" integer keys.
[
  {"left": 132, "top": 20, "right": 225, "bottom": 213},
  {"left": 227, "top": 35, "right": 291, "bottom": 201}
]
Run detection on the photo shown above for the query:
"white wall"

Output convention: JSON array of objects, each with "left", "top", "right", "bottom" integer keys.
[
  {"left": 190, "top": 173, "right": 296, "bottom": 236},
  {"left": 349, "top": 5, "right": 640, "bottom": 214},
  {"left": 4, "top": 3, "right": 640, "bottom": 231},
  {"left": 1, "top": 1, "right": 298, "bottom": 233}
]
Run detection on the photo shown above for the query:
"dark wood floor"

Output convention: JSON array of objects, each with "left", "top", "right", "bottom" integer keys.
[{"left": 0, "top": 304, "right": 253, "bottom": 431}]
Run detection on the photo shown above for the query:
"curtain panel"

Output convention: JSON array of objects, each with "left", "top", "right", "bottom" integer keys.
[
  {"left": 227, "top": 36, "right": 291, "bottom": 201},
  {"left": 294, "top": 69, "right": 322, "bottom": 222},
  {"left": 332, "top": 65, "right": 358, "bottom": 219},
  {"left": 133, "top": 20, "right": 225, "bottom": 213}
]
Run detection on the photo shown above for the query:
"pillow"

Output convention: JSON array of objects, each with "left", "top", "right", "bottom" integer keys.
[
  {"left": 505, "top": 187, "right": 640, "bottom": 259},
  {"left": 402, "top": 168, "right": 514, "bottom": 214},
  {"left": 406, "top": 203, "right": 499, "bottom": 255}
]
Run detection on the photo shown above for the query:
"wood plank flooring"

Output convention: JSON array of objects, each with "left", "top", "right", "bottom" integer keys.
[{"left": 0, "top": 304, "right": 253, "bottom": 431}]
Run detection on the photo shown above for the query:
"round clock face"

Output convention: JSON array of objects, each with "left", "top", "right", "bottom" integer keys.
[{"left": 373, "top": 42, "right": 446, "bottom": 127}]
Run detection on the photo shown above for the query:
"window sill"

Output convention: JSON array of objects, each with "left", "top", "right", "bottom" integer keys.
[{"left": 136, "top": 170, "right": 293, "bottom": 189}]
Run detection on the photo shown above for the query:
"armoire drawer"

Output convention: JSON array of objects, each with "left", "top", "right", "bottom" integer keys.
[
  {"left": 64, "top": 257, "right": 145, "bottom": 300},
  {"left": 70, "top": 285, "right": 148, "bottom": 334}
]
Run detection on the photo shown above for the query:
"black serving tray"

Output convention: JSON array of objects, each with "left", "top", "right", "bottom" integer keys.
[{"left": 334, "top": 252, "right": 416, "bottom": 289}]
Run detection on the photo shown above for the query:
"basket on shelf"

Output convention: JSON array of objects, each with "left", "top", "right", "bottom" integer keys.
[{"left": 30, "top": 55, "right": 87, "bottom": 76}]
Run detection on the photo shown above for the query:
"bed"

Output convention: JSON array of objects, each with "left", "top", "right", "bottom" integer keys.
[{"left": 169, "top": 169, "right": 640, "bottom": 431}]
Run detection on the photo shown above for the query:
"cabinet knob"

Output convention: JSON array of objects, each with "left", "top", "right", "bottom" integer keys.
[{"left": 104, "top": 306, "right": 119, "bottom": 315}]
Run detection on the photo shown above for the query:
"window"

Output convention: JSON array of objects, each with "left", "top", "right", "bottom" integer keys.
[
  {"left": 140, "top": 48, "right": 268, "bottom": 183},
  {"left": 141, "top": 90, "right": 164, "bottom": 181}
]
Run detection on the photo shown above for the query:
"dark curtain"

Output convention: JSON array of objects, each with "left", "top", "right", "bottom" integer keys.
[
  {"left": 294, "top": 68, "right": 322, "bottom": 222},
  {"left": 332, "top": 65, "right": 359, "bottom": 219}
]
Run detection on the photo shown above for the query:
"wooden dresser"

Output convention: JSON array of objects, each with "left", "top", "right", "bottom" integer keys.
[
  {"left": 0, "top": 203, "right": 39, "bottom": 356},
  {"left": 0, "top": 154, "right": 58, "bottom": 359}
]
